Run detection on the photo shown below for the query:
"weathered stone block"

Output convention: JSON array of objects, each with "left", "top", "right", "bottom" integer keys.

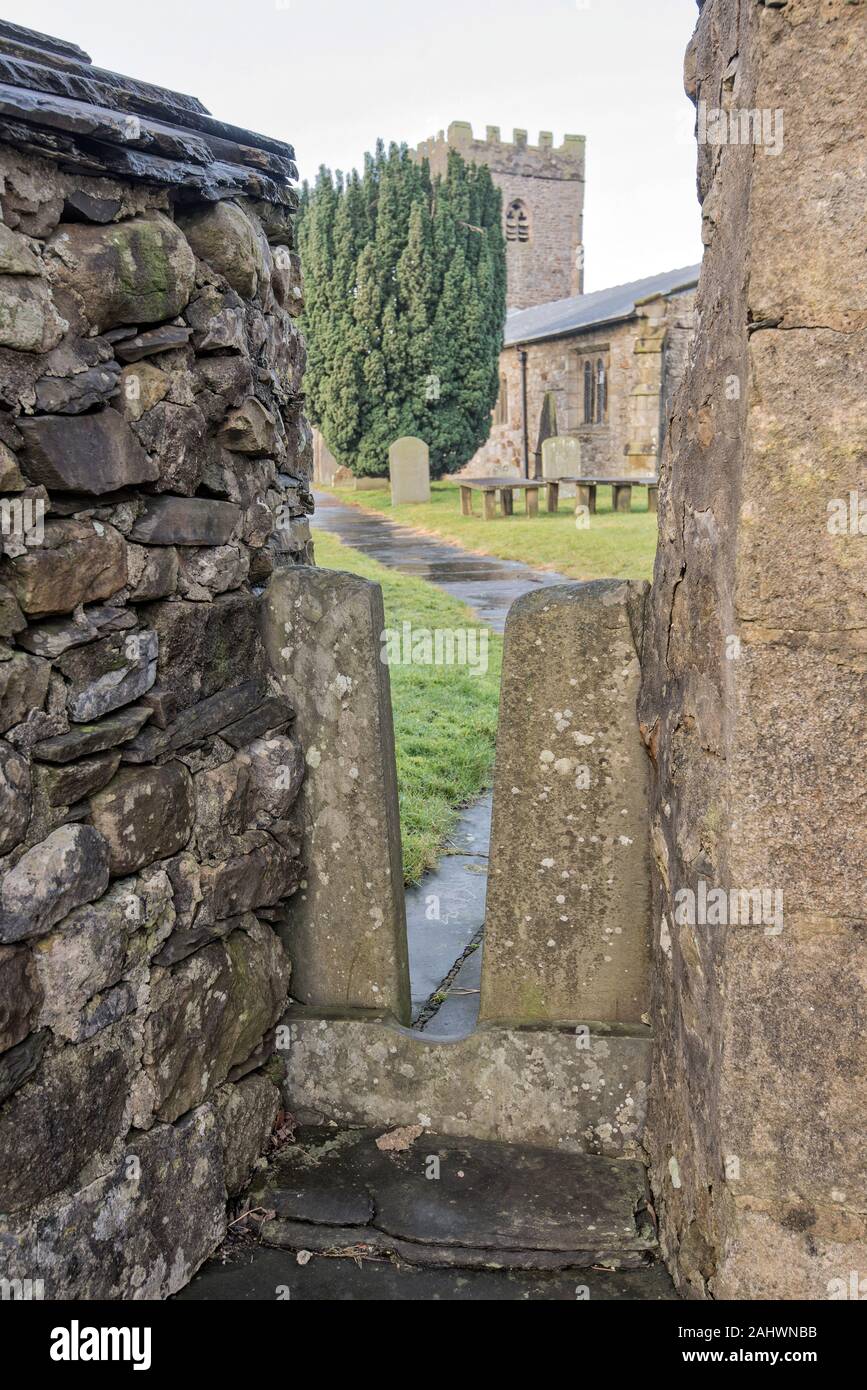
[
  {"left": 283, "top": 1012, "right": 652, "bottom": 1157},
  {"left": 0, "top": 1027, "right": 47, "bottom": 1104},
  {"left": 121, "top": 680, "right": 264, "bottom": 762},
  {"left": 0, "top": 1018, "right": 136, "bottom": 1211},
  {"left": 33, "top": 873, "right": 173, "bottom": 1040},
  {"left": 144, "top": 916, "right": 289, "bottom": 1122},
  {"left": 1, "top": 519, "right": 127, "bottom": 617},
  {"left": 36, "top": 748, "right": 121, "bottom": 806},
  {"left": 0, "top": 944, "right": 43, "bottom": 1053},
  {"left": 32, "top": 1105, "right": 227, "bottom": 1299},
  {"left": 89, "top": 762, "right": 195, "bottom": 874},
  {"left": 114, "top": 324, "right": 192, "bottom": 362},
  {"left": 177, "top": 201, "right": 270, "bottom": 300},
  {"left": 34, "top": 361, "right": 122, "bottom": 414},
  {"left": 479, "top": 581, "right": 651, "bottom": 1026},
  {"left": 129, "top": 495, "right": 241, "bottom": 546},
  {"left": 58, "top": 627, "right": 157, "bottom": 721},
  {"left": 201, "top": 838, "right": 301, "bottom": 920},
  {"left": 0, "top": 824, "right": 110, "bottom": 943},
  {"left": 214, "top": 1073, "right": 280, "bottom": 1196},
  {"left": 0, "top": 739, "right": 30, "bottom": 853},
  {"left": 0, "top": 274, "right": 66, "bottom": 352},
  {"left": 141, "top": 592, "right": 265, "bottom": 714},
  {"left": 47, "top": 213, "right": 196, "bottom": 331},
  {"left": 0, "top": 582, "right": 25, "bottom": 639},
  {"left": 17, "top": 604, "right": 135, "bottom": 659},
  {"left": 126, "top": 541, "right": 178, "bottom": 600},
  {"left": 0, "top": 651, "right": 50, "bottom": 733},
  {"left": 117, "top": 361, "right": 169, "bottom": 422},
  {"left": 177, "top": 544, "right": 249, "bottom": 600},
  {"left": 31, "top": 703, "right": 151, "bottom": 763},
  {"left": 218, "top": 397, "right": 280, "bottom": 454},
  {"left": 262, "top": 567, "right": 410, "bottom": 1022},
  {"left": 245, "top": 733, "right": 304, "bottom": 819},
  {"left": 17, "top": 408, "right": 157, "bottom": 494},
  {"left": 132, "top": 401, "right": 213, "bottom": 496}
]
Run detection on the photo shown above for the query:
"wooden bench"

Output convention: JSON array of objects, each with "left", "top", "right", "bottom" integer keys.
[
  {"left": 545, "top": 475, "right": 659, "bottom": 515},
  {"left": 459, "top": 477, "right": 547, "bottom": 520}
]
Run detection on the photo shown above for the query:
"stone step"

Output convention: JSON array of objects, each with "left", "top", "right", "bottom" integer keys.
[
  {"left": 176, "top": 1245, "right": 678, "bottom": 1301},
  {"left": 256, "top": 1127, "right": 659, "bottom": 1272}
]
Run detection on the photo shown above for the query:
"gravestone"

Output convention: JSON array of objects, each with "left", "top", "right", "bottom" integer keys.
[
  {"left": 388, "top": 436, "right": 431, "bottom": 504},
  {"left": 542, "top": 435, "right": 582, "bottom": 498},
  {"left": 262, "top": 567, "right": 411, "bottom": 1024},
  {"left": 479, "top": 580, "right": 651, "bottom": 1026}
]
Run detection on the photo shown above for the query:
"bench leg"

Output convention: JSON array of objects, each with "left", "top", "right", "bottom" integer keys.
[
  {"left": 612, "top": 484, "right": 632, "bottom": 513},
  {"left": 501, "top": 487, "right": 514, "bottom": 516},
  {"left": 525, "top": 488, "right": 539, "bottom": 517},
  {"left": 576, "top": 484, "right": 597, "bottom": 514},
  {"left": 483, "top": 489, "right": 497, "bottom": 521},
  {"left": 647, "top": 485, "right": 658, "bottom": 513},
  {"left": 546, "top": 481, "right": 559, "bottom": 513},
  {"left": 460, "top": 486, "right": 473, "bottom": 516}
]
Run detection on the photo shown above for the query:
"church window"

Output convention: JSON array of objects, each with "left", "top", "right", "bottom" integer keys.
[
  {"left": 494, "top": 374, "right": 509, "bottom": 425},
  {"left": 595, "top": 358, "right": 607, "bottom": 424},
  {"left": 505, "top": 199, "right": 530, "bottom": 243},
  {"left": 583, "top": 360, "right": 594, "bottom": 424}
]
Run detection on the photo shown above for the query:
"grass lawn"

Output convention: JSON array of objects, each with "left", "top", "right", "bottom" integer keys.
[
  {"left": 312, "top": 527, "right": 502, "bottom": 885},
  {"left": 321, "top": 479, "right": 657, "bottom": 582}
]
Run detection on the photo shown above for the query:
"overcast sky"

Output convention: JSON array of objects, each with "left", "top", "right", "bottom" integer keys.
[{"left": 5, "top": 0, "right": 704, "bottom": 292}]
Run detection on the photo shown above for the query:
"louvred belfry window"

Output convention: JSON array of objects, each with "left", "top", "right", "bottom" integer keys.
[{"left": 505, "top": 199, "right": 530, "bottom": 243}]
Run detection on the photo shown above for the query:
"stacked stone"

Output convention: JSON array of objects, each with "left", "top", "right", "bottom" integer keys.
[{"left": 0, "top": 22, "right": 313, "bottom": 1297}]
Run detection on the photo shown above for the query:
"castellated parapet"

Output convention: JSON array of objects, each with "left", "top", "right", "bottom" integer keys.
[{"left": 416, "top": 121, "right": 586, "bottom": 310}]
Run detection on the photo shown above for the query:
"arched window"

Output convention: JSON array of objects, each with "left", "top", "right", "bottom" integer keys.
[
  {"left": 595, "top": 358, "right": 607, "bottom": 424},
  {"left": 583, "top": 360, "right": 594, "bottom": 424},
  {"left": 505, "top": 199, "right": 530, "bottom": 243}
]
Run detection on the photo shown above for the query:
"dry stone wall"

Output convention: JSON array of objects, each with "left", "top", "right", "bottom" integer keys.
[{"left": 0, "top": 24, "right": 313, "bottom": 1298}]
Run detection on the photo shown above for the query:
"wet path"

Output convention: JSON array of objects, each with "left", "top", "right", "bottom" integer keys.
[
  {"left": 312, "top": 491, "right": 571, "bottom": 634},
  {"left": 312, "top": 491, "right": 573, "bottom": 1035}
]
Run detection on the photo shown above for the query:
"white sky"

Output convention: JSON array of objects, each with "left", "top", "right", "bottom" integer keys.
[{"left": 4, "top": 0, "right": 704, "bottom": 292}]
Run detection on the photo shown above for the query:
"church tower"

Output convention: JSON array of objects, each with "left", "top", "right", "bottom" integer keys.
[{"left": 416, "top": 121, "right": 586, "bottom": 311}]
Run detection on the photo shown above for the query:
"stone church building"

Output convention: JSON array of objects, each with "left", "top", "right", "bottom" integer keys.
[
  {"left": 417, "top": 121, "right": 699, "bottom": 481},
  {"left": 469, "top": 265, "right": 699, "bottom": 480}
]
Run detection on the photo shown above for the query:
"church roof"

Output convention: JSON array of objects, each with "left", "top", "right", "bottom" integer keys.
[
  {"left": 0, "top": 19, "right": 297, "bottom": 208},
  {"left": 504, "top": 264, "right": 701, "bottom": 347}
]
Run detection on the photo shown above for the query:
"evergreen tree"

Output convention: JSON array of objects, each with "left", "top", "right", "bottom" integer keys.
[{"left": 298, "top": 143, "right": 505, "bottom": 478}]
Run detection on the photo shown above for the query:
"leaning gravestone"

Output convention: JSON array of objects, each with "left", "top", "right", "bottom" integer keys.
[
  {"left": 479, "top": 580, "right": 652, "bottom": 1026},
  {"left": 388, "top": 436, "right": 431, "bottom": 504},
  {"left": 542, "top": 435, "right": 582, "bottom": 499}
]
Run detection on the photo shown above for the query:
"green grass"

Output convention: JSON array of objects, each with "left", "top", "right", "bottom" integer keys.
[
  {"left": 312, "top": 528, "right": 502, "bottom": 885},
  {"left": 322, "top": 479, "right": 657, "bottom": 582}
]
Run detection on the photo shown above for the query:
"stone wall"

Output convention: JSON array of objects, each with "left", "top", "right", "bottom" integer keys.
[
  {"left": 467, "top": 287, "right": 696, "bottom": 479},
  {"left": 0, "top": 26, "right": 313, "bottom": 1298},
  {"left": 639, "top": 0, "right": 866, "bottom": 1299},
  {"left": 417, "top": 122, "right": 586, "bottom": 310}
]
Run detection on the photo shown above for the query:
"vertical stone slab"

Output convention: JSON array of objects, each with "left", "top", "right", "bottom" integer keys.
[
  {"left": 262, "top": 566, "right": 411, "bottom": 1023},
  {"left": 541, "top": 435, "right": 582, "bottom": 498},
  {"left": 479, "top": 580, "right": 651, "bottom": 1026},
  {"left": 388, "top": 436, "right": 431, "bottom": 504},
  {"left": 638, "top": 0, "right": 867, "bottom": 1300}
]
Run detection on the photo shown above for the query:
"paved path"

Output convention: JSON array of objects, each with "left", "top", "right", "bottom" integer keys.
[
  {"left": 312, "top": 490, "right": 571, "bottom": 634},
  {"left": 312, "top": 491, "right": 573, "bottom": 1035}
]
